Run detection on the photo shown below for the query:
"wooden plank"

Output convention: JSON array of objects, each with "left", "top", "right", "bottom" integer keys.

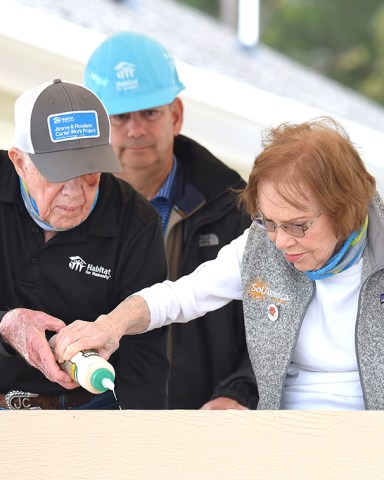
[{"left": 2, "top": 410, "right": 383, "bottom": 480}]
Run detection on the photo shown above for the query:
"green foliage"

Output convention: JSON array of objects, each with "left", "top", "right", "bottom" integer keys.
[
  {"left": 260, "top": 0, "right": 384, "bottom": 105},
  {"left": 175, "top": 0, "right": 219, "bottom": 16},
  {"left": 175, "top": 0, "right": 384, "bottom": 106}
]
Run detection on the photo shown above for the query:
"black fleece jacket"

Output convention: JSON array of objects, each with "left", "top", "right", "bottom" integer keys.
[{"left": 166, "top": 135, "right": 259, "bottom": 409}]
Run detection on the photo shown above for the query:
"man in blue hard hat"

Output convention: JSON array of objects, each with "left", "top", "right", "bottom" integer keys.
[{"left": 84, "top": 31, "right": 258, "bottom": 409}]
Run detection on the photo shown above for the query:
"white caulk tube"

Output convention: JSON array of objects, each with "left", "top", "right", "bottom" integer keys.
[{"left": 49, "top": 335, "right": 115, "bottom": 394}]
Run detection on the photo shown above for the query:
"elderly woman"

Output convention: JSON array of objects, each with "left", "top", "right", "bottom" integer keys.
[{"left": 54, "top": 116, "right": 384, "bottom": 410}]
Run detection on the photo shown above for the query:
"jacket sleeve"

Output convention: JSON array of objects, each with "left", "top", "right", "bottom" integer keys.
[
  {"left": 113, "top": 211, "right": 169, "bottom": 409},
  {"left": 113, "top": 328, "right": 168, "bottom": 409},
  {"left": 0, "top": 312, "right": 18, "bottom": 356},
  {"left": 208, "top": 192, "right": 259, "bottom": 409},
  {"left": 210, "top": 347, "right": 259, "bottom": 409},
  {"left": 206, "top": 289, "right": 258, "bottom": 409}
]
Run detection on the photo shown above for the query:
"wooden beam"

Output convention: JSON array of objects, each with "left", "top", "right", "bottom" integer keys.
[{"left": 2, "top": 410, "right": 384, "bottom": 479}]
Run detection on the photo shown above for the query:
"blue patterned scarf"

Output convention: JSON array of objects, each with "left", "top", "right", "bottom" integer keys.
[{"left": 304, "top": 216, "right": 368, "bottom": 281}]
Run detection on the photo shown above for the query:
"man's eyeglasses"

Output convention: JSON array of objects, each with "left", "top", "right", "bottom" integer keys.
[
  {"left": 252, "top": 212, "right": 322, "bottom": 238},
  {"left": 109, "top": 113, "right": 131, "bottom": 127},
  {"left": 109, "top": 107, "right": 166, "bottom": 127}
]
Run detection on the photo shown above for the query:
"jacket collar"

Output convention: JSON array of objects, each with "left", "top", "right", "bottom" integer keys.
[
  {"left": 366, "top": 192, "right": 384, "bottom": 270},
  {"left": 173, "top": 135, "right": 245, "bottom": 217},
  {"left": 174, "top": 135, "right": 244, "bottom": 203}
]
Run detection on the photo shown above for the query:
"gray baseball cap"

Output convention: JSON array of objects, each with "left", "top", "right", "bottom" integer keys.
[{"left": 13, "top": 79, "right": 122, "bottom": 182}]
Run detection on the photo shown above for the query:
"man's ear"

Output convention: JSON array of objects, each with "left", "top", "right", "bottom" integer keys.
[
  {"left": 8, "top": 148, "right": 27, "bottom": 178},
  {"left": 171, "top": 97, "right": 184, "bottom": 136}
]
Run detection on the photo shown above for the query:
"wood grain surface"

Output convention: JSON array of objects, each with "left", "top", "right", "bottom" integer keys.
[{"left": 2, "top": 410, "right": 383, "bottom": 479}]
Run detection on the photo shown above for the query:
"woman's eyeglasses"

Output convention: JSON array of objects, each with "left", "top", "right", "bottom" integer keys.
[{"left": 252, "top": 212, "right": 322, "bottom": 238}]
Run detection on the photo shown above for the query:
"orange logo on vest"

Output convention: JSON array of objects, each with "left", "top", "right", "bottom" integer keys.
[
  {"left": 247, "top": 278, "right": 289, "bottom": 304},
  {"left": 248, "top": 279, "right": 268, "bottom": 300}
]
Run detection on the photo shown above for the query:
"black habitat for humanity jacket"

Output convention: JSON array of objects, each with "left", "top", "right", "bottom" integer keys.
[{"left": 165, "top": 135, "right": 259, "bottom": 409}]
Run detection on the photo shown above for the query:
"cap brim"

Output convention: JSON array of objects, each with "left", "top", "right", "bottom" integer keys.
[{"left": 29, "top": 143, "right": 122, "bottom": 182}]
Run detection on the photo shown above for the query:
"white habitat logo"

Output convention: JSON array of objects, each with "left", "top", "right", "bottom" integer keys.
[
  {"left": 114, "top": 61, "right": 139, "bottom": 91},
  {"left": 69, "top": 256, "right": 111, "bottom": 280}
]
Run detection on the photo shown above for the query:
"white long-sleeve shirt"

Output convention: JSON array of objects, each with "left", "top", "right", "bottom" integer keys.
[{"left": 138, "top": 229, "right": 248, "bottom": 330}]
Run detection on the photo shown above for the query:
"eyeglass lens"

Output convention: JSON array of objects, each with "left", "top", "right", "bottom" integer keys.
[{"left": 254, "top": 219, "right": 305, "bottom": 238}]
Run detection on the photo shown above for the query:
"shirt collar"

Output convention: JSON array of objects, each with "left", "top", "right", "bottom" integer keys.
[{"left": 153, "top": 156, "right": 178, "bottom": 202}]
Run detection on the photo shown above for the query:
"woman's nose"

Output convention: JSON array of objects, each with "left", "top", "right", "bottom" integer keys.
[{"left": 272, "top": 228, "right": 296, "bottom": 250}]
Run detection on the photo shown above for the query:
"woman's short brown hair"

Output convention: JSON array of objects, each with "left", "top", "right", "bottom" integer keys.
[{"left": 238, "top": 117, "right": 376, "bottom": 239}]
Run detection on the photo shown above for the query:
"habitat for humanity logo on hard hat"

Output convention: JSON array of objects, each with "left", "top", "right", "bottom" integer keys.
[{"left": 114, "top": 62, "right": 138, "bottom": 92}]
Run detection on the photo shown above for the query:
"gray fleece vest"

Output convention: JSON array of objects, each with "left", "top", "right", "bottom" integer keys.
[{"left": 241, "top": 193, "right": 384, "bottom": 410}]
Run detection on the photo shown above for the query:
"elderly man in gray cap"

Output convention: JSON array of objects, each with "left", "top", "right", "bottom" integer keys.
[{"left": 0, "top": 79, "right": 168, "bottom": 410}]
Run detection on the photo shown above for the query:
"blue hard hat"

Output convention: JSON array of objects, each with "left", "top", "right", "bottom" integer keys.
[{"left": 84, "top": 31, "right": 185, "bottom": 115}]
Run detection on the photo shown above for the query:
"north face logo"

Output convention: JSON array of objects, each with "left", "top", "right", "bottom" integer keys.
[{"left": 198, "top": 233, "right": 219, "bottom": 247}]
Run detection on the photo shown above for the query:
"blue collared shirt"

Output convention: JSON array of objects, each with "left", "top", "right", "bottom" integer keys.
[{"left": 150, "top": 156, "right": 178, "bottom": 235}]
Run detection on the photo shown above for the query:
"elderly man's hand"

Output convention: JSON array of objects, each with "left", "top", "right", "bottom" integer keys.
[{"left": 0, "top": 308, "right": 78, "bottom": 389}]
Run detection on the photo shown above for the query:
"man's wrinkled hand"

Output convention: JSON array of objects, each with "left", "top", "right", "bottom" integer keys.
[{"left": 0, "top": 308, "right": 78, "bottom": 389}]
